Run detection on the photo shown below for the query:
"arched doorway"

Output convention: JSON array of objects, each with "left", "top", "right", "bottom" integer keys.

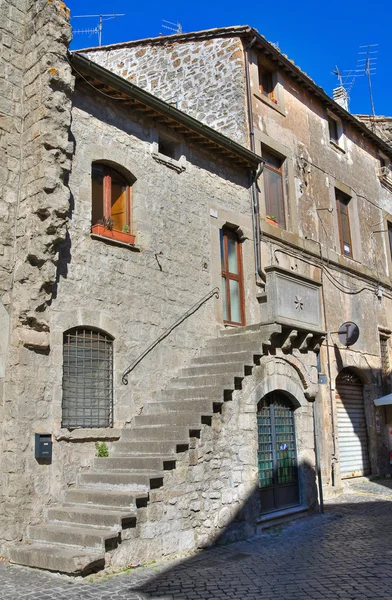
[
  {"left": 257, "top": 392, "right": 299, "bottom": 513},
  {"left": 336, "top": 369, "right": 370, "bottom": 478}
]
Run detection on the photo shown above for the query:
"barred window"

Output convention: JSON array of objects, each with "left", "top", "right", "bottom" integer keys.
[{"left": 62, "top": 328, "right": 113, "bottom": 429}]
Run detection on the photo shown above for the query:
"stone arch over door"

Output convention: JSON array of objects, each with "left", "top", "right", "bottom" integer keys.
[
  {"left": 336, "top": 368, "right": 370, "bottom": 479},
  {"left": 243, "top": 360, "right": 318, "bottom": 514}
]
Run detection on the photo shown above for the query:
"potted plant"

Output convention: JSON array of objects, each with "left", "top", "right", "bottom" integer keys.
[
  {"left": 92, "top": 217, "right": 135, "bottom": 244},
  {"left": 266, "top": 215, "right": 278, "bottom": 226}
]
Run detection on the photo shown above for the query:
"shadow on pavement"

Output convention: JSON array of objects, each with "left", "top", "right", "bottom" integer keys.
[{"left": 129, "top": 493, "right": 392, "bottom": 600}]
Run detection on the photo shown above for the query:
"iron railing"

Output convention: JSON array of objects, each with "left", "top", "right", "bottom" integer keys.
[{"left": 122, "top": 287, "right": 220, "bottom": 385}]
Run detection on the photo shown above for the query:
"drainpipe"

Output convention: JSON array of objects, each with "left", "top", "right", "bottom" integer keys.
[
  {"left": 245, "top": 37, "right": 266, "bottom": 286},
  {"left": 306, "top": 236, "right": 338, "bottom": 487}
]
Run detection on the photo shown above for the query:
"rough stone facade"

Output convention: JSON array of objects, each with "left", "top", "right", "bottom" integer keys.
[
  {"left": 84, "top": 35, "right": 249, "bottom": 146},
  {"left": 356, "top": 115, "right": 392, "bottom": 148},
  {"left": 0, "top": 0, "right": 74, "bottom": 545}
]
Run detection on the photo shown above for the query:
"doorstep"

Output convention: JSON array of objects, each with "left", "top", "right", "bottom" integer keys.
[{"left": 256, "top": 504, "right": 309, "bottom": 532}]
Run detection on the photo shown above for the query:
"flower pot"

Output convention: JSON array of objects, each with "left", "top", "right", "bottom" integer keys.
[
  {"left": 266, "top": 217, "right": 278, "bottom": 227},
  {"left": 92, "top": 224, "right": 136, "bottom": 245}
]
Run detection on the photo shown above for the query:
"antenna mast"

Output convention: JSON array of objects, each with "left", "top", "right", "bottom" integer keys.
[
  {"left": 72, "top": 13, "right": 125, "bottom": 47},
  {"left": 358, "top": 44, "right": 378, "bottom": 118}
]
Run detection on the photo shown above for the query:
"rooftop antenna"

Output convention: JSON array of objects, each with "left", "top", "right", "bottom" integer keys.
[
  {"left": 358, "top": 44, "right": 378, "bottom": 118},
  {"left": 342, "top": 44, "right": 378, "bottom": 119},
  {"left": 161, "top": 20, "right": 182, "bottom": 34},
  {"left": 72, "top": 14, "right": 125, "bottom": 47},
  {"left": 331, "top": 64, "right": 353, "bottom": 111}
]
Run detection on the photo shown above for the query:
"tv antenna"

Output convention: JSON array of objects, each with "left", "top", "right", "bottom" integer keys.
[
  {"left": 331, "top": 64, "right": 355, "bottom": 110},
  {"left": 72, "top": 14, "right": 125, "bottom": 47},
  {"left": 342, "top": 44, "right": 378, "bottom": 117},
  {"left": 161, "top": 20, "right": 182, "bottom": 34}
]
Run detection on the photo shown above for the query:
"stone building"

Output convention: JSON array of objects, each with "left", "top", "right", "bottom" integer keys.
[
  {"left": 82, "top": 25, "right": 392, "bottom": 489},
  {"left": 1, "top": 2, "right": 392, "bottom": 576}
]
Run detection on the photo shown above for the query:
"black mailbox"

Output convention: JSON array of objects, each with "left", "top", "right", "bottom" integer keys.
[{"left": 35, "top": 434, "right": 52, "bottom": 460}]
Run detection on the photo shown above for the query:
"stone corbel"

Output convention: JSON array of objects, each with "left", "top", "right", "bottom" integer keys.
[
  {"left": 281, "top": 329, "right": 298, "bottom": 353},
  {"left": 298, "top": 332, "right": 314, "bottom": 353}
]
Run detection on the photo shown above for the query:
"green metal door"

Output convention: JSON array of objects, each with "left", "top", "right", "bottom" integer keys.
[{"left": 257, "top": 392, "right": 299, "bottom": 513}]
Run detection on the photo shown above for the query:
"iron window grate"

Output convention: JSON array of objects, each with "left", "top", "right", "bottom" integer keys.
[{"left": 62, "top": 328, "right": 113, "bottom": 429}]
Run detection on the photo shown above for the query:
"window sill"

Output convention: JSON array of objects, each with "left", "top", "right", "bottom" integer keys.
[
  {"left": 54, "top": 428, "right": 122, "bottom": 442},
  {"left": 92, "top": 224, "right": 135, "bottom": 244},
  {"left": 254, "top": 91, "right": 286, "bottom": 117},
  {"left": 329, "top": 140, "right": 346, "bottom": 154},
  {"left": 150, "top": 143, "right": 186, "bottom": 173},
  {"left": 91, "top": 233, "right": 141, "bottom": 252}
]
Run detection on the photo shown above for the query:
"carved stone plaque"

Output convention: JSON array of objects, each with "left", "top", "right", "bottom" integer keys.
[{"left": 262, "top": 266, "right": 322, "bottom": 331}]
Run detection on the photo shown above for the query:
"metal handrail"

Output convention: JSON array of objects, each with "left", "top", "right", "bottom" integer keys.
[{"left": 122, "top": 287, "right": 220, "bottom": 385}]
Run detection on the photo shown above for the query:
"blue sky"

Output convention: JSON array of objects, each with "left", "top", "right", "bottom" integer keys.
[{"left": 67, "top": 0, "right": 391, "bottom": 116}]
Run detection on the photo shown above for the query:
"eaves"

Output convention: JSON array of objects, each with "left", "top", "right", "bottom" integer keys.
[{"left": 69, "top": 52, "right": 263, "bottom": 170}]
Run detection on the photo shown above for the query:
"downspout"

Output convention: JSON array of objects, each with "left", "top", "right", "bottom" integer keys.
[{"left": 244, "top": 37, "right": 266, "bottom": 285}]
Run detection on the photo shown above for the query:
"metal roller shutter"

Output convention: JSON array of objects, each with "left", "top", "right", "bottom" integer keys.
[{"left": 336, "top": 375, "right": 370, "bottom": 479}]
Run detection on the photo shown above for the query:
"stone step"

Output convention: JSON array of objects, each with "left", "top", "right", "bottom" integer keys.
[
  {"left": 205, "top": 331, "right": 266, "bottom": 347},
  {"left": 142, "top": 399, "right": 215, "bottom": 415},
  {"left": 95, "top": 455, "right": 170, "bottom": 471},
  {"left": 168, "top": 374, "right": 237, "bottom": 389},
  {"left": 47, "top": 505, "right": 136, "bottom": 529},
  {"left": 8, "top": 543, "right": 105, "bottom": 575},
  {"left": 191, "top": 351, "right": 256, "bottom": 366},
  {"left": 199, "top": 340, "right": 264, "bottom": 356},
  {"left": 65, "top": 487, "right": 148, "bottom": 509},
  {"left": 160, "top": 385, "right": 226, "bottom": 401},
  {"left": 120, "top": 425, "right": 191, "bottom": 442},
  {"left": 113, "top": 440, "right": 180, "bottom": 455},
  {"left": 133, "top": 412, "right": 208, "bottom": 428},
  {"left": 28, "top": 523, "right": 119, "bottom": 552},
  {"left": 180, "top": 362, "right": 246, "bottom": 377},
  {"left": 79, "top": 470, "right": 163, "bottom": 489}
]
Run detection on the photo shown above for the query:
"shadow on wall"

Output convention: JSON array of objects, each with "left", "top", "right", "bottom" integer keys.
[{"left": 132, "top": 490, "right": 392, "bottom": 600}]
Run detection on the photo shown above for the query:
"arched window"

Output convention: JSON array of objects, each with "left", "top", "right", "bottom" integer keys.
[
  {"left": 91, "top": 163, "right": 135, "bottom": 244},
  {"left": 62, "top": 328, "right": 113, "bottom": 429}
]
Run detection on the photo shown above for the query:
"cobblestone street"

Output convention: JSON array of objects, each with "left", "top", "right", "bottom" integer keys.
[{"left": 1, "top": 479, "right": 391, "bottom": 600}]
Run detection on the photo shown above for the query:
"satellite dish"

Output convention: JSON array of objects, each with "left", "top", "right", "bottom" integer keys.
[{"left": 338, "top": 321, "right": 360, "bottom": 347}]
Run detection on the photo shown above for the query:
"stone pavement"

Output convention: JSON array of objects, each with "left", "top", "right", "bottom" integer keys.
[{"left": 1, "top": 478, "right": 391, "bottom": 600}]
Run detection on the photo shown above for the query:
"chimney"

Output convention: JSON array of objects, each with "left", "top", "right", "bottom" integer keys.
[{"left": 333, "top": 86, "right": 349, "bottom": 112}]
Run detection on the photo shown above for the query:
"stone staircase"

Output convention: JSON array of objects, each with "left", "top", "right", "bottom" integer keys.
[{"left": 9, "top": 323, "right": 281, "bottom": 574}]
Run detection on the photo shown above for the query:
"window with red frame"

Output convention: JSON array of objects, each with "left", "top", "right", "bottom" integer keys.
[{"left": 91, "top": 163, "right": 134, "bottom": 244}]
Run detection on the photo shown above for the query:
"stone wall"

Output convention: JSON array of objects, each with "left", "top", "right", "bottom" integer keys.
[
  {"left": 109, "top": 353, "right": 318, "bottom": 567},
  {"left": 83, "top": 36, "right": 249, "bottom": 146},
  {"left": 0, "top": 67, "right": 257, "bottom": 547},
  {"left": 0, "top": 0, "right": 74, "bottom": 549}
]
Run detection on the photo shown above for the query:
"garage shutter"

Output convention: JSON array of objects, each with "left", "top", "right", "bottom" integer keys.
[{"left": 336, "top": 370, "right": 370, "bottom": 479}]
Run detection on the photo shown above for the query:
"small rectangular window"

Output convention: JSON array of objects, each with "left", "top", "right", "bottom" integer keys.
[
  {"left": 336, "top": 189, "right": 352, "bottom": 257},
  {"left": 258, "top": 63, "right": 276, "bottom": 102},
  {"left": 158, "top": 133, "right": 179, "bottom": 160},
  {"left": 388, "top": 222, "right": 392, "bottom": 261},
  {"left": 328, "top": 115, "right": 339, "bottom": 144},
  {"left": 262, "top": 149, "right": 285, "bottom": 229}
]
